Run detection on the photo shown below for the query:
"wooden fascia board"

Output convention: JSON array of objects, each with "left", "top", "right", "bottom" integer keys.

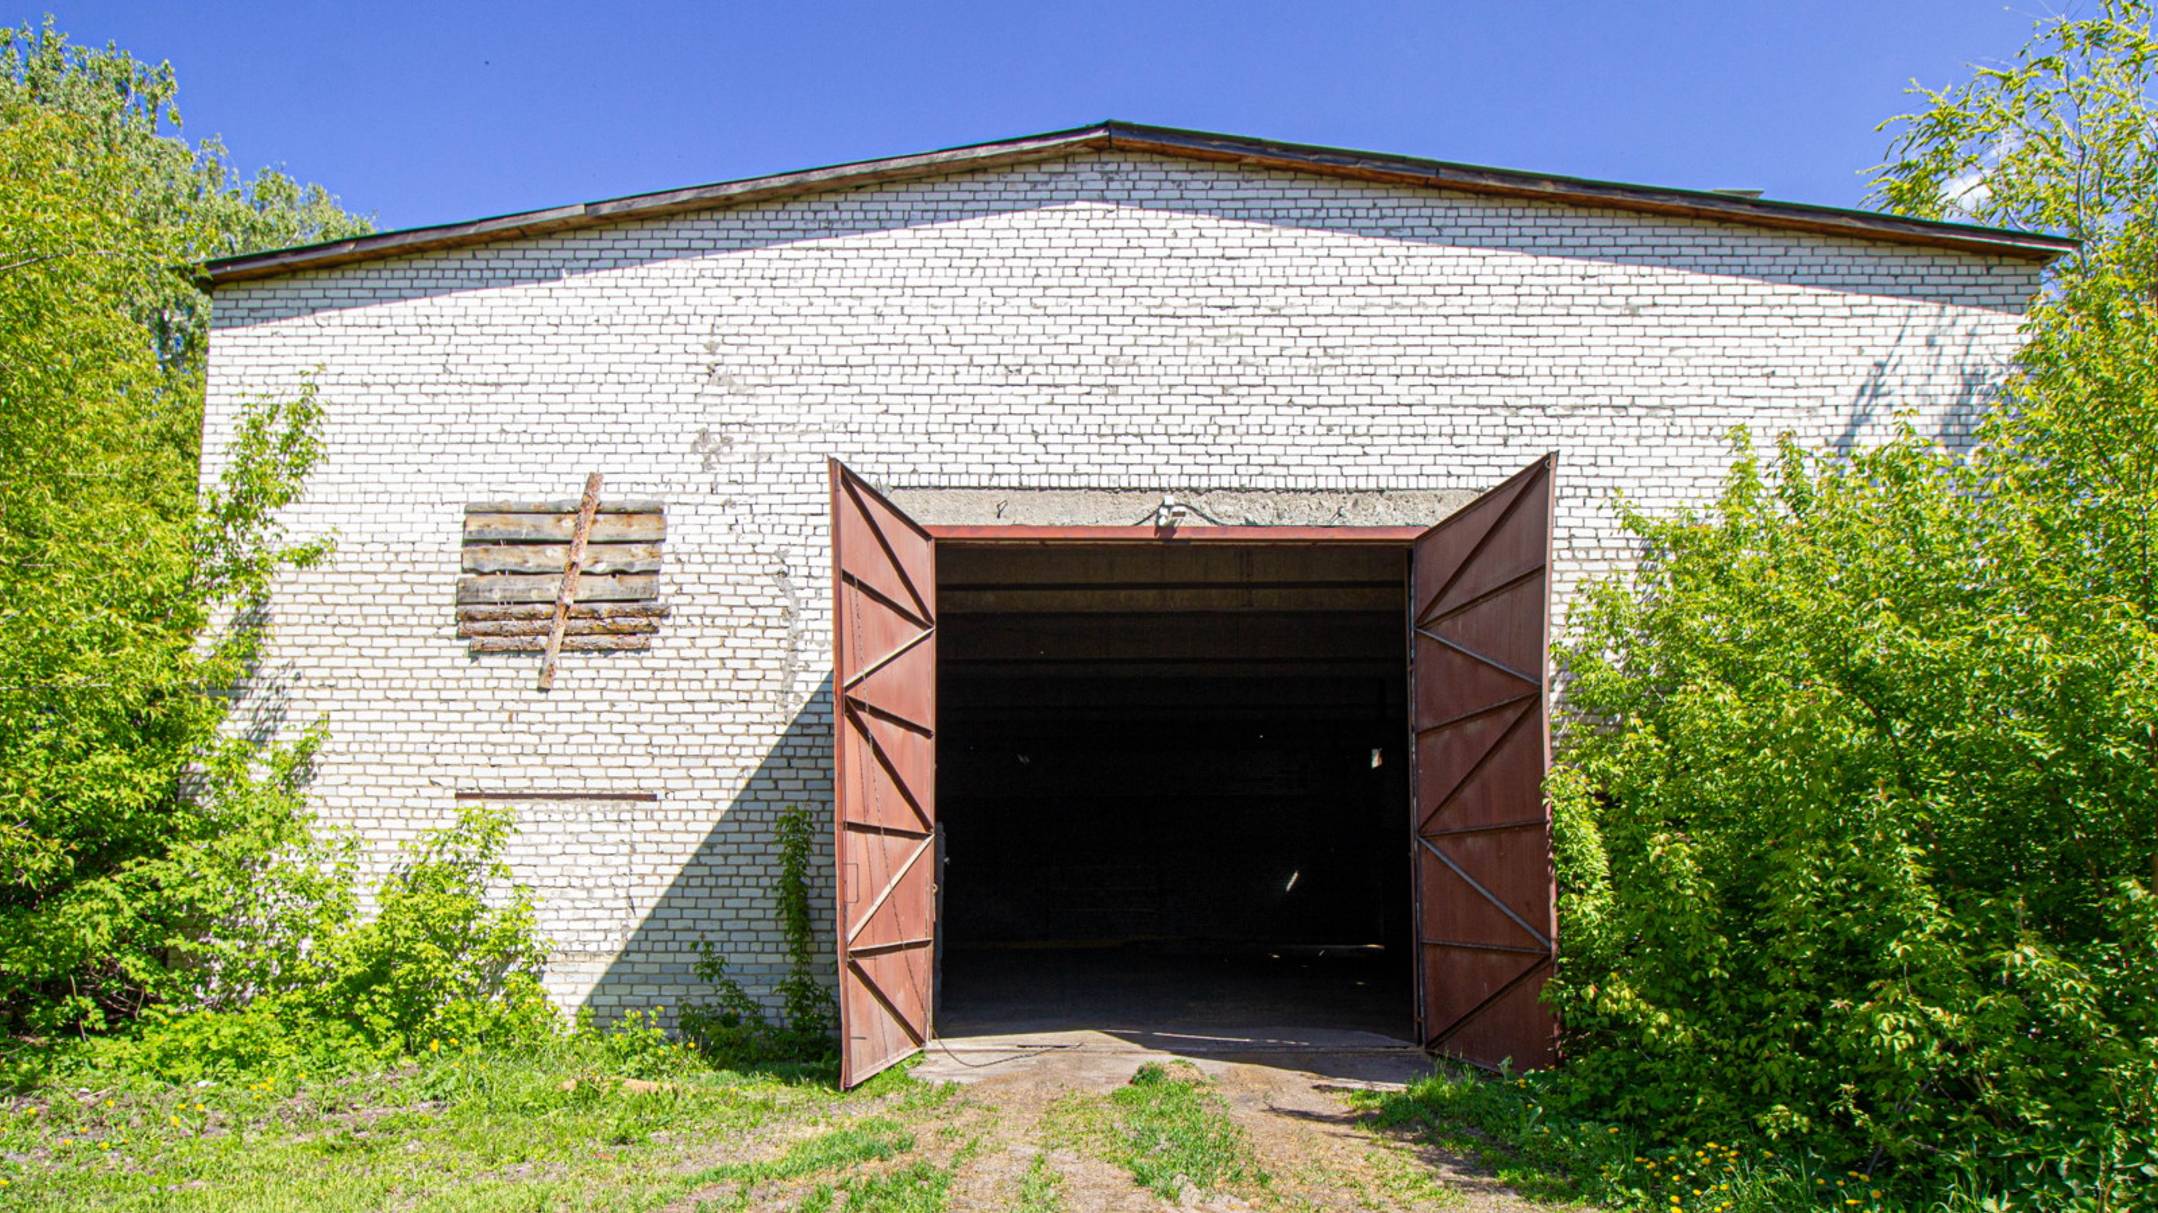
[
  {"left": 201, "top": 128, "right": 1113, "bottom": 285},
  {"left": 201, "top": 122, "right": 2075, "bottom": 286},
  {"left": 1101, "top": 124, "right": 2077, "bottom": 261}
]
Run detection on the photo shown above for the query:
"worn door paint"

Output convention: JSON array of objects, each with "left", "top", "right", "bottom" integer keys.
[
  {"left": 828, "top": 459, "right": 938, "bottom": 1089},
  {"left": 1409, "top": 455, "right": 1559, "bottom": 1070}
]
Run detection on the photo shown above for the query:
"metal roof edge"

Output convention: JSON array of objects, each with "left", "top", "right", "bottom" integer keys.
[{"left": 202, "top": 121, "right": 2076, "bottom": 285}]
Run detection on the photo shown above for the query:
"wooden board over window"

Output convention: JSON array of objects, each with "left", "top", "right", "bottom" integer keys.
[{"left": 457, "top": 498, "right": 668, "bottom": 653}]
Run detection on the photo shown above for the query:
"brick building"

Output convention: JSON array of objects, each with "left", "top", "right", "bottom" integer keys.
[{"left": 201, "top": 124, "right": 2066, "bottom": 1084}]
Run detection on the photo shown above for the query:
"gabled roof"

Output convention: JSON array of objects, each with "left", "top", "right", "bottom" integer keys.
[{"left": 202, "top": 121, "right": 2075, "bottom": 284}]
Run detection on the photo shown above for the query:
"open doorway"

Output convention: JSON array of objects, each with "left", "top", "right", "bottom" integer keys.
[
  {"left": 934, "top": 543, "right": 1414, "bottom": 1043},
  {"left": 827, "top": 457, "right": 1558, "bottom": 1088}
]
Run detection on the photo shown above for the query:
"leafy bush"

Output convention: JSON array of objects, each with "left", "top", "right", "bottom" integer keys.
[
  {"left": 1547, "top": 432, "right": 2158, "bottom": 1204},
  {"left": 0, "top": 20, "right": 368, "bottom": 1035},
  {"left": 95, "top": 1001, "right": 389, "bottom": 1084},
  {"left": 302, "top": 803, "right": 555, "bottom": 1052},
  {"left": 1542, "top": 7, "right": 2158, "bottom": 1206}
]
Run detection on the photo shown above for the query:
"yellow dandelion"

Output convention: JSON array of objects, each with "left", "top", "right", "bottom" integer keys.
[
  {"left": 99, "top": 1142, "right": 111, "bottom": 1151},
  {"left": 194, "top": 1103, "right": 204, "bottom": 1112},
  {"left": 429, "top": 1039, "right": 441, "bottom": 1053},
  {"left": 169, "top": 1115, "right": 180, "bottom": 1127}
]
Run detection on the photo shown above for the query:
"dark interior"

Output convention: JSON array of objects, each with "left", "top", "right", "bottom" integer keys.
[{"left": 935, "top": 542, "right": 1413, "bottom": 1040}]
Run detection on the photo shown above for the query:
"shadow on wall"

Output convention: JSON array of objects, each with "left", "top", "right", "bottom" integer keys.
[
  {"left": 1835, "top": 314, "right": 2001, "bottom": 455},
  {"left": 584, "top": 675, "right": 835, "bottom": 1025},
  {"left": 212, "top": 151, "right": 2032, "bottom": 329}
]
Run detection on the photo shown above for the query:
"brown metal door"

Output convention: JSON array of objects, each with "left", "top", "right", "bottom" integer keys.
[
  {"left": 1409, "top": 454, "right": 1559, "bottom": 1070},
  {"left": 828, "top": 459, "right": 938, "bottom": 1089}
]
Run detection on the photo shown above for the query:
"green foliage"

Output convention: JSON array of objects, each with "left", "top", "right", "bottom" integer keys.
[
  {"left": 17, "top": 807, "right": 559, "bottom": 1083},
  {"left": 1545, "top": 6, "right": 2158, "bottom": 1206},
  {"left": 0, "top": 1025, "right": 918, "bottom": 1209},
  {"left": 1048, "top": 1061, "right": 1266, "bottom": 1202},
  {"left": 94, "top": 1001, "right": 388, "bottom": 1085},
  {"left": 301, "top": 804, "right": 555, "bottom": 1053},
  {"left": 679, "top": 803, "right": 838, "bottom": 1067},
  {"left": 1358, "top": 1068, "right": 1967, "bottom": 1213},
  {"left": 1871, "top": 0, "right": 2158, "bottom": 282},
  {"left": 774, "top": 800, "right": 838, "bottom": 1043},
  {"left": 1548, "top": 431, "right": 2158, "bottom": 1203},
  {"left": 0, "top": 19, "right": 369, "bottom": 1033},
  {"left": 1013, "top": 1152, "right": 1066, "bottom": 1213}
]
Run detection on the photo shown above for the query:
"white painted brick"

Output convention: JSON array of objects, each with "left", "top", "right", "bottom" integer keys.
[{"left": 201, "top": 150, "right": 2040, "bottom": 1019}]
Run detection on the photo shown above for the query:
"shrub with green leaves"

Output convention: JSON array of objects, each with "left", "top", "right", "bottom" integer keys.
[
  {"left": 1548, "top": 431, "right": 2158, "bottom": 1201},
  {"left": 1546, "top": 7, "right": 2158, "bottom": 1205},
  {"left": 0, "top": 20, "right": 369, "bottom": 1034},
  {"left": 302, "top": 803, "right": 556, "bottom": 1052}
]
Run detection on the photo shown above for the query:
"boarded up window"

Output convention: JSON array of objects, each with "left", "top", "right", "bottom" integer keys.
[{"left": 457, "top": 495, "right": 668, "bottom": 655}]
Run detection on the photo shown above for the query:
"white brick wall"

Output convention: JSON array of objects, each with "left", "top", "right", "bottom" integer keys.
[{"left": 200, "top": 150, "right": 2041, "bottom": 1017}]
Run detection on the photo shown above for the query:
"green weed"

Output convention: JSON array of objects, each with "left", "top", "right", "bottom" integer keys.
[
  {"left": 1049, "top": 1061, "right": 1267, "bottom": 1202},
  {"left": 1013, "top": 1151, "right": 1064, "bottom": 1212}
]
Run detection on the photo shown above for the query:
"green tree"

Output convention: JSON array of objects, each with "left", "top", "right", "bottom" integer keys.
[
  {"left": 0, "top": 20, "right": 370, "bottom": 1032},
  {"left": 1547, "top": 2, "right": 2158, "bottom": 1203}
]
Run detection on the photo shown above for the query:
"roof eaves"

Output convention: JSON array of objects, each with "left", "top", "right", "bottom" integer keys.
[
  {"left": 202, "top": 121, "right": 2075, "bottom": 286},
  {"left": 1100, "top": 122, "right": 2078, "bottom": 261}
]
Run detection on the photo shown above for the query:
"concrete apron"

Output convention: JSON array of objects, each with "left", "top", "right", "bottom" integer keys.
[{"left": 916, "top": 1025, "right": 1431, "bottom": 1091}]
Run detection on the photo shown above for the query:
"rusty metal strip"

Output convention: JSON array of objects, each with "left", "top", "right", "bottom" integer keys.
[
  {"left": 1420, "top": 562, "right": 1547, "bottom": 628},
  {"left": 926, "top": 524, "right": 1426, "bottom": 544},
  {"left": 839, "top": 569, "right": 935, "bottom": 633},
  {"left": 1418, "top": 938, "right": 1551, "bottom": 955},
  {"left": 1421, "top": 815, "right": 1550, "bottom": 839},
  {"left": 1413, "top": 625, "right": 1544, "bottom": 687},
  {"left": 842, "top": 625, "right": 935, "bottom": 694},
  {"left": 538, "top": 472, "right": 603, "bottom": 690},
  {"left": 841, "top": 815, "right": 936, "bottom": 837},
  {"left": 1412, "top": 689, "right": 1541, "bottom": 738},
  {"left": 1426, "top": 954, "right": 1554, "bottom": 1058},
  {"left": 845, "top": 832, "right": 936, "bottom": 945},
  {"left": 1414, "top": 466, "right": 1538, "bottom": 629},
  {"left": 843, "top": 702, "right": 933, "bottom": 833},
  {"left": 847, "top": 935, "right": 934, "bottom": 957},
  {"left": 1417, "top": 835, "right": 1553, "bottom": 951},
  {"left": 1415, "top": 700, "right": 1539, "bottom": 835},
  {"left": 841, "top": 476, "right": 933, "bottom": 623},
  {"left": 846, "top": 957, "right": 928, "bottom": 1047}
]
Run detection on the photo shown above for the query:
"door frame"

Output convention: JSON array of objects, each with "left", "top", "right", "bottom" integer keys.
[
  {"left": 927, "top": 525, "right": 1422, "bottom": 545},
  {"left": 921, "top": 523, "right": 1425, "bottom": 1052},
  {"left": 833, "top": 495, "right": 1558, "bottom": 1083}
]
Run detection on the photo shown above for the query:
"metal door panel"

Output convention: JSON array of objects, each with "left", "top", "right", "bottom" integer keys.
[
  {"left": 1409, "top": 455, "right": 1559, "bottom": 1071},
  {"left": 830, "top": 459, "right": 937, "bottom": 1089}
]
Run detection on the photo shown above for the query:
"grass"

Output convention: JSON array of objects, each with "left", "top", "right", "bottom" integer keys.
[
  {"left": 0, "top": 1031, "right": 953, "bottom": 1212},
  {"left": 1013, "top": 1151, "right": 1064, "bottom": 1212},
  {"left": 1046, "top": 1060, "right": 1268, "bottom": 1202},
  {"left": 794, "top": 1159, "right": 954, "bottom": 1212},
  {"left": 1352, "top": 1067, "right": 1987, "bottom": 1213}
]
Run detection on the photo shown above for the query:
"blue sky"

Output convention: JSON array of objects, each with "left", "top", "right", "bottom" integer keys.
[{"left": 39, "top": 2, "right": 2035, "bottom": 233}]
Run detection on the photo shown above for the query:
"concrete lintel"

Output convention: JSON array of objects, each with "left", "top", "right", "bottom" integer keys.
[{"left": 885, "top": 487, "right": 1475, "bottom": 529}]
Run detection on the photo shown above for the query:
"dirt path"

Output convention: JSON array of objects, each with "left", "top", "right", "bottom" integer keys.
[{"left": 912, "top": 1031, "right": 1556, "bottom": 1211}]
